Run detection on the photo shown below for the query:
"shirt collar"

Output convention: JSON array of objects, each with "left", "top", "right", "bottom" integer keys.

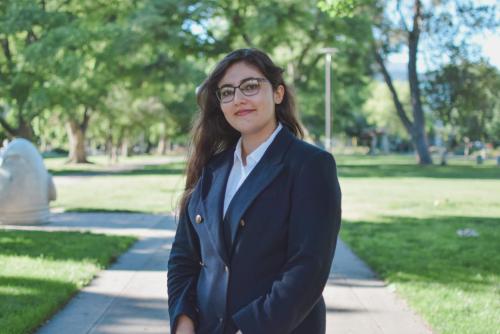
[{"left": 234, "top": 122, "right": 283, "bottom": 167}]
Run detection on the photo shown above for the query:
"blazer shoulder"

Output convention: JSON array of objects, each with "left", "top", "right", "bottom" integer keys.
[{"left": 286, "top": 138, "right": 334, "bottom": 166}]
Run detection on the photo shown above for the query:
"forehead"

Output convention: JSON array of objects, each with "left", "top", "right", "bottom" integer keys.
[{"left": 219, "top": 61, "right": 264, "bottom": 86}]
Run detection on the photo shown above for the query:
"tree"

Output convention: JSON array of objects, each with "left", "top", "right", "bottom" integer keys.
[
  {"left": 185, "top": 0, "right": 374, "bottom": 142},
  {"left": 0, "top": 0, "right": 138, "bottom": 161},
  {"left": 0, "top": 0, "right": 65, "bottom": 140},
  {"left": 424, "top": 60, "right": 500, "bottom": 146},
  {"left": 320, "top": 0, "right": 499, "bottom": 164},
  {"left": 363, "top": 80, "right": 410, "bottom": 140}
]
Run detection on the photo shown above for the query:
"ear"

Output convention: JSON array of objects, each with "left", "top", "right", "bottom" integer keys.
[{"left": 274, "top": 85, "right": 285, "bottom": 104}]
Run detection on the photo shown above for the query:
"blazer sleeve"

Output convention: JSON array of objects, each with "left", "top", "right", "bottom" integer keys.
[
  {"left": 232, "top": 150, "right": 342, "bottom": 333},
  {"left": 167, "top": 201, "right": 201, "bottom": 333}
]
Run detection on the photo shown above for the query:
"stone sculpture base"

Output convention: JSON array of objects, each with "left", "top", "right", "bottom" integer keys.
[{"left": 0, "top": 138, "right": 56, "bottom": 225}]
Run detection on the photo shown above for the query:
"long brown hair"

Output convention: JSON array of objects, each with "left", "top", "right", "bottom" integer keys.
[{"left": 180, "top": 48, "right": 304, "bottom": 212}]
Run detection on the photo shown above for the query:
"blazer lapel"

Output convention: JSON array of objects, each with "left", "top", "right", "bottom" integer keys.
[
  {"left": 224, "top": 127, "right": 295, "bottom": 254},
  {"left": 201, "top": 149, "right": 233, "bottom": 265}
]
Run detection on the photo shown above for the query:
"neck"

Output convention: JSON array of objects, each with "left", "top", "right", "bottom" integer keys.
[{"left": 240, "top": 121, "right": 278, "bottom": 164}]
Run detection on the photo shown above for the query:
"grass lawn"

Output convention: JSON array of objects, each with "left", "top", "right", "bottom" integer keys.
[
  {"left": 48, "top": 157, "right": 186, "bottom": 213},
  {"left": 44, "top": 153, "right": 500, "bottom": 333},
  {"left": 0, "top": 230, "right": 136, "bottom": 334},
  {"left": 336, "top": 154, "right": 500, "bottom": 334}
]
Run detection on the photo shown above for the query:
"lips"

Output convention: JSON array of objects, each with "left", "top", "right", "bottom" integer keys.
[{"left": 235, "top": 109, "right": 255, "bottom": 116}]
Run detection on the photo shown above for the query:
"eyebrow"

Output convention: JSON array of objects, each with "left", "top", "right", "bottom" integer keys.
[{"left": 218, "top": 77, "right": 259, "bottom": 88}]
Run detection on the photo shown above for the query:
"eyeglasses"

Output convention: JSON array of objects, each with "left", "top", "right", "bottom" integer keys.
[{"left": 216, "top": 77, "right": 268, "bottom": 103}]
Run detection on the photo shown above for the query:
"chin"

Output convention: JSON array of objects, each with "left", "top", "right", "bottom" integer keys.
[
  {"left": 234, "top": 126, "right": 256, "bottom": 136},
  {"left": 228, "top": 119, "right": 257, "bottom": 134}
]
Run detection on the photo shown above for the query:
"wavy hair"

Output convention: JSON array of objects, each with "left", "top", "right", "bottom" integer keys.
[{"left": 180, "top": 48, "right": 304, "bottom": 212}]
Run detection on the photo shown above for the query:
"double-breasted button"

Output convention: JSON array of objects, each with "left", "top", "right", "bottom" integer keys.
[
  {"left": 195, "top": 214, "right": 203, "bottom": 224},
  {"left": 239, "top": 219, "right": 246, "bottom": 227},
  {"left": 224, "top": 265, "right": 229, "bottom": 273}
]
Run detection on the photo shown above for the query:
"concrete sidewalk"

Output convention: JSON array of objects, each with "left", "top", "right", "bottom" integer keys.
[{"left": 13, "top": 212, "right": 433, "bottom": 334}]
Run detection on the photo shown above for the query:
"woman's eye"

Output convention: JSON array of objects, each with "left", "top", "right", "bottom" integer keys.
[
  {"left": 242, "top": 83, "right": 259, "bottom": 91},
  {"left": 220, "top": 89, "right": 233, "bottom": 97}
]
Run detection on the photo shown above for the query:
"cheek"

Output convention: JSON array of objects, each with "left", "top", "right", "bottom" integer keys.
[
  {"left": 220, "top": 105, "right": 232, "bottom": 118},
  {"left": 261, "top": 96, "right": 276, "bottom": 113}
]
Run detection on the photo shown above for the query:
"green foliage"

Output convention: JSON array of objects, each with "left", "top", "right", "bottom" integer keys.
[
  {"left": 320, "top": 0, "right": 499, "bottom": 161},
  {"left": 318, "top": 0, "right": 370, "bottom": 18},
  {"left": 424, "top": 60, "right": 500, "bottom": 143},
  {"left": 2, "top": 0, "right": 498, "bottom": 153},
  {"left": 1, "top": 0, "right": 376, "bottom": 149},
  {"left": 0, "top": 0, "right": 68, "bottom": 138},
  {"left": 362, "top": 80, "right": 410, "bottom": 138},
  {"left": 224, "top": 0, "right": 374, "bottom": 139}
]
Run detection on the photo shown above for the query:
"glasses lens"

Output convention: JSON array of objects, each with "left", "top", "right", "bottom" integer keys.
[
  {"left": 240, "top": 79, "right": 260, "bottom": 96},
  {"left": 218, "top": 87, "right": 234, "bottom": 103}
]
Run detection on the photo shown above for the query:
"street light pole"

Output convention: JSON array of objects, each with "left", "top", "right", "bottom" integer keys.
[{"left": 320, "top": 48, "right": 336, "bottom": 152}]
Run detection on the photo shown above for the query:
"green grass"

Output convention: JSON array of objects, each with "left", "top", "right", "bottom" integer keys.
[
  {"left": 48, "top": 158, "right": 186, "bottom": 213},
  {"left": 335, "top": 154, "right": 500, "bottom": 334},
  {"left": 52, "top": 174, "right": 184, "bottom": 213},
  {"left": 0, "top": 230, "right": 136, "bottom": 334},
  {"left": 341, "top": 216, "right": 499, "bottom": 334}
]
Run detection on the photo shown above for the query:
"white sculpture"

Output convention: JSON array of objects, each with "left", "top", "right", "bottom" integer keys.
[{"left": 0, "top": 138, "right": 56, "bottom": 225}]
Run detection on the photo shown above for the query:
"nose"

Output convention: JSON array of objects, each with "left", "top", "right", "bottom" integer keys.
[{"left": 233, "top": 88, "right": 246, "bottom": 104}]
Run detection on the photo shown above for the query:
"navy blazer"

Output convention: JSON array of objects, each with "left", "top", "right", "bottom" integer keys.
[{"left": 168, "top": 127, "right": 342, "bottom": 334}]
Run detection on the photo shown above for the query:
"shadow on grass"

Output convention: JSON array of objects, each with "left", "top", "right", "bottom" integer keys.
[
  {"left": 63, "top": 208, "right": 150, "bottom": 214},
  {"left": 49, "top": 163, "right": 185, "bottom": 177},
  {"left": 0, "top": 276, "right": 78, "bottom": 334},
  {"left": 49, "top": 158, "right": 500, "bottom": 180},
  {"left": 340, "top": 215, "right": 500, "bottom": 290},
  {"left": 337, "top": 163, "right": 500, "bottom": 179},
  {"left": 0, "top": 230, "right": 135, "bottom": 265}
]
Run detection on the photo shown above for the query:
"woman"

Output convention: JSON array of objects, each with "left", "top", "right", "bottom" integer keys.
[{"left": 168, "top": 48, "right": 341, "bottom": 334}]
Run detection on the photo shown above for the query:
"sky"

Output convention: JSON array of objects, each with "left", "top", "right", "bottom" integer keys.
[
  {"left": 388, "top": 31, "right": 500, "bottom": 72},
  {"left": 477, "top": 32, "right": 500, "bottom": 68},
  {"left": 388, "top": 0, "right": 500, "bottom": 71}
]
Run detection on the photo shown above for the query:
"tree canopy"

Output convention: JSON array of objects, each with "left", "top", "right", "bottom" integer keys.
[{"left": 1, "top": 0, "right": 498, "bottom": 163}]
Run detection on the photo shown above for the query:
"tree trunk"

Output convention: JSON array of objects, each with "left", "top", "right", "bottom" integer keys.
[
  {"left": 407, "top": 0, "right": 432, "bottom": 165},
  {"left": 66, "top": 121, "right": 88, "bottom": 163},
  {"left": 111, "top": 146, "right": 119, "bottom": 163},
  {"left": 372, "top": 0, "right": 433, "bottom": 165},
  {"left": 440, "top": 147, "right": 448, "bottom": 166},
  {"left": 0, "top": 110, "right": 35, "bottom": 141},
  {"left": 375, "top": 45, "right": 433, "bottom": 164},
  {"left": 370, "top": 132, "right": 378, "bottom": 155},
  {"left": 157, "top": 135, "right": 169, "bottom": 155},
  {"left": 411, "top": 124, "right": 432, "bottom": 164},
  {"left": 121, "top": 139, "right": 130, "bottom": 157},
  {"left": 66, "top": 108, "right": 91, "bottom": 163},
  {"left": 16, "top": 117, "right": 35, "bottom": 141},
  {"left": 106, "top": 134, "right": 114, "bottom": 162}
]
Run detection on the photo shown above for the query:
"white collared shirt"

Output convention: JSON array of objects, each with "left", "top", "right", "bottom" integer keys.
[{"left": 223, "top": 123, "right": 283, "bottom": 216}]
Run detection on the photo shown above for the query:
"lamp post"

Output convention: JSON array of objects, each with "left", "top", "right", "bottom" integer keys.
[{"left": 320, "top": 47, "right": 336, "bottom": 152}]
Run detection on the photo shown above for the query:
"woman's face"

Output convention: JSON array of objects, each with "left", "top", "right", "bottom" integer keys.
[{"left": 217, "top": 61, "right": 284, "bottom": 138}]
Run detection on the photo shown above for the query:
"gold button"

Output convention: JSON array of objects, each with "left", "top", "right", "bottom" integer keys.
[
  {"left": 239, "top": 219, "right": 246, "bottom": 227},
  {"left": 195, "top": 214, "right": 203, "bottom": 224}
]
